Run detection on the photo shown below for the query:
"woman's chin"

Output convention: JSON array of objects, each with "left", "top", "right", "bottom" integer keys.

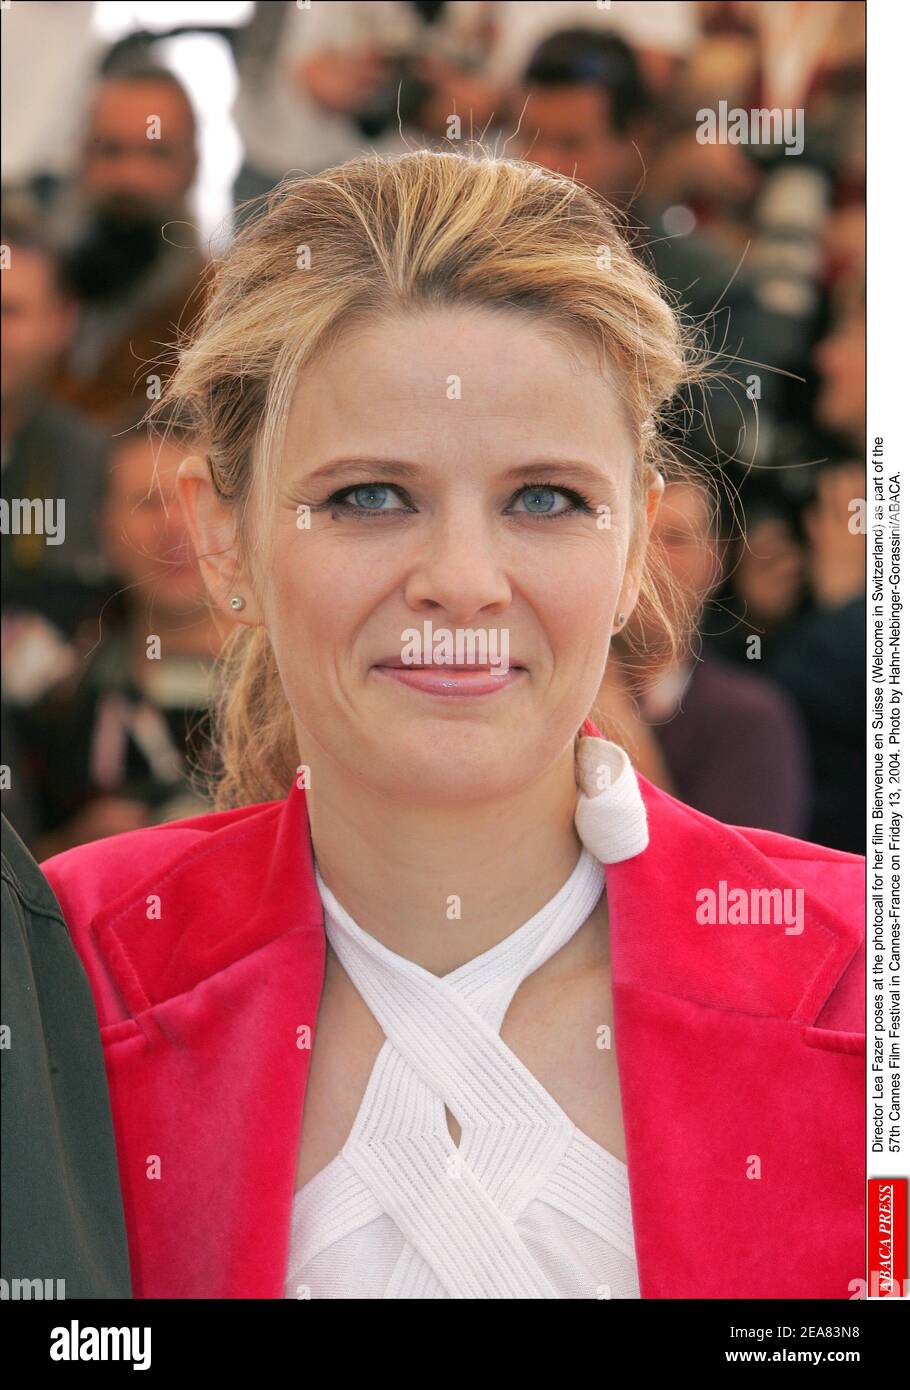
[{"left": 357, "top": 725, "right": 536, "bottom": 806}]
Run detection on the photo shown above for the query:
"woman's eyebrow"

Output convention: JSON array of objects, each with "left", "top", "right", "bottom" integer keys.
[
  {"left": 302, "top": 458, "right": 424, "bottom": 486},
  {"left": 297, "top": 457, "right": 619, "bottom": 494},
  {"left": 497, "top": 460, "right": 618, "bottom": 492}
]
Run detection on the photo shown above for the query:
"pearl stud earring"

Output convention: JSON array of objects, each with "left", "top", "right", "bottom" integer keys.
[
  {"left": 615, "top": 612, "right": 625, "bottom": 627},
  {"left": 230, "top": 595, "right": 246, "bottom": 612}
]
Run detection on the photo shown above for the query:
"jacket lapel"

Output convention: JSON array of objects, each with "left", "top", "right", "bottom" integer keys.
[
  {"left": 90, "top": 782, "right": 328, "bottom": 1297},
  {"left": 604, "top": 774, "right": 864, "bottom": 1298},
  {"left": 89, "top": 741, "right": 863, "bottom": 1298}
]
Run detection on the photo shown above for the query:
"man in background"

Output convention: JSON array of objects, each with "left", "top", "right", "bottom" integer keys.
[
  {"left": 513, "top": 27, "right": 739, "bottom": 322},
  {"left": 10, "top": 426, "right": 224, "bottom": 858},
  {"left": 48, "top": 64, "right": 209, "bottom": 425},
  {"left": 598, "top": 476, "right": 812, "bottom": 837},
  {"left": 1, "top": 202, "right": 110, "bottom": 636}
]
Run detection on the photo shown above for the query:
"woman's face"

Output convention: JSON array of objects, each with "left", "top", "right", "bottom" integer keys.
[{"left": 255, "top": 306, "right": 653, "bottom": 803}]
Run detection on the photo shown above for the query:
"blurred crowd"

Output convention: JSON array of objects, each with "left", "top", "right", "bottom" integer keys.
[{"left": 1, "top": 1, "right": 865, "bottom": 856}]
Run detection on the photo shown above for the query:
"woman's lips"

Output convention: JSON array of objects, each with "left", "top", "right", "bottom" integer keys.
[{"left": 372, "top": 665, "right": 525, "bottom": 697}]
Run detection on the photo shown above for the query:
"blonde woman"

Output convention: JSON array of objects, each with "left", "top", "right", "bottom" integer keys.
[{"left": 42, "top": 151, "right": 864, "bottom": 1300}]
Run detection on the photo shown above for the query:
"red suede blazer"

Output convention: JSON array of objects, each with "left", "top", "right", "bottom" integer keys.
[{"left": 41, "top": 719, "right": 866, "bottom": 1299}]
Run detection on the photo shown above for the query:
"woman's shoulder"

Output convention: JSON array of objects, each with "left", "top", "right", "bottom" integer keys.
[
  {"left": 734, "top": 819, "right": 864, "bottom": 937},
  {"left": 643, "top": 772, "right": 863, "bottom": 867},
  {"left": 639, "top": 775, "right": 864, "bottom": 938},
  {"left": 739, "top": 822, "right": 865, "bottom": 1036},
  {"left": 638, "top": 782, "right": 865, "bottom": 1035},
  {"left": 731, "top": 817, "right": 863, "bottom": 861},
  {"left": 37, "top": 797, "right": 293, "bottom": 1032},
  {"left": 40, "top": 798, "right": 284, "bottom": 929},
  {"left": 726, "top": 818, "right": 863, "bottom": 891}
]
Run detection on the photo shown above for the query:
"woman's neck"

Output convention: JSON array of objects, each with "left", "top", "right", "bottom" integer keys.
[{"left": 303, "top": 739, "right": 585, "bottom": 976}]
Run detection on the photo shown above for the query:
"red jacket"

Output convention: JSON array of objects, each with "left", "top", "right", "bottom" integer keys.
[{"left": 41, "top": 719, "right": 865, "bottom": 1299}]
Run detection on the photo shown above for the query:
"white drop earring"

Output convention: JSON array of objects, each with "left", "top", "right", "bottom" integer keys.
[{"left": 230, "top": 595, "right": 246, "bottom": 612}]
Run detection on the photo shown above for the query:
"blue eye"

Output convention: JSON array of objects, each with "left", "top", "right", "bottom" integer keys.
[
  {"left": 322, "top": 483, "right": 409, "bottom": 516},
  {"left": 512, "top": 486, "right": 571, "bottom": 515},
  {"left": 348, "top": 484, "right": 401, "bottom": 511},
  {"left": 508, "top": 484, "right": 595, "bottom": 518}
]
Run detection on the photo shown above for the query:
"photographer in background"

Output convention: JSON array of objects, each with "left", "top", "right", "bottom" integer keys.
[
  {"left": 232, "top": 0, "right": 501, "bottom": 219},
  {"left": 9, "top": 427, "right": 225, "bottom": 858}
]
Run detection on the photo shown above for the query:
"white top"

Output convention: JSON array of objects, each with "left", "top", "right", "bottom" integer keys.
[{"left": 284, "top": 735, "right": 649, "bottom": 1299}]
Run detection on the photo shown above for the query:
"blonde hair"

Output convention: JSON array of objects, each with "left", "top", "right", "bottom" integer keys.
[{"left": 152, "top": 148, "right": 706, "bottom": 809}]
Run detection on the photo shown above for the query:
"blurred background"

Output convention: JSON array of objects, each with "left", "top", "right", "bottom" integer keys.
[{"left": 1, "top": 0, "right": 865, "bottom": 857}]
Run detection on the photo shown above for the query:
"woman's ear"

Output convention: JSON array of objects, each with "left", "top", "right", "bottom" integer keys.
[
  {"left": 175, "top": 455, "right": 263, "bottom": 625},
  {"left": 614, "top": 467, "right": 665, "bottom": 626}
]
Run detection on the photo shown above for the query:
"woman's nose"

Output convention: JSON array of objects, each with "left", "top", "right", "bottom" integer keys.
[{"left": 402, "top": 513, "right": 512, "bottom": 621}]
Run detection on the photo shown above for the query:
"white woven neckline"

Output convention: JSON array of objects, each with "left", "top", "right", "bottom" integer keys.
[{"left": 286, "top": 739, "right": 648, "bottom": 1298}]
